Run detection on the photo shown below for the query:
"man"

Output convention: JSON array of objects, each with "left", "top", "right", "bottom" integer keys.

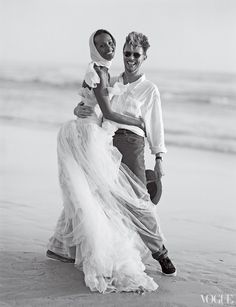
[{"left": 74, "top": 31, "right": 176, "bottom": 276}]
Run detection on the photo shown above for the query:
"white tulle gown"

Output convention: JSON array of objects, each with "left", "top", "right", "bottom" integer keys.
[{"left": 48, "top": 86, "right": 161, "bottom": 293}]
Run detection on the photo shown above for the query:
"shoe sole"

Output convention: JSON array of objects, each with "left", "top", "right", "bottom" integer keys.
[
  {"left": 46, "top": 250, "right": 75, "bottom": 263},
  {"left": 162, "top": 270, "right": 177, "bottom": 277}
]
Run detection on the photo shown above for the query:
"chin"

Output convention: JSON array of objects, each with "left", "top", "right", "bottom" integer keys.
[
  {"left": 104, "top": 53, "right": 115, "bottom": 61},
  {"left": 104, "top": 56, "right": 112, "bottom": 61},
  {"left": 126, "top": 67, "right": 137, "bottom": 74},
  {"left": 125, "top": 64, "right": 136, "bottom": 74}
]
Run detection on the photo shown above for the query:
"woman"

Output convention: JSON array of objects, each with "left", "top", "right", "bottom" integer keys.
[{"left": 47, "top": 29, "right": 163, "bottom": 293}]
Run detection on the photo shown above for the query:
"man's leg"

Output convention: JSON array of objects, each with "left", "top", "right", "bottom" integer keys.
[
  {"left": 121, "top": 190, "right": 176, "bottom": 276},
  {"left": 113, "top": 130, "right": 176, "bottom": 276},
  {"left": 113, "top": 130, "right": 146, "bottom": 184}
]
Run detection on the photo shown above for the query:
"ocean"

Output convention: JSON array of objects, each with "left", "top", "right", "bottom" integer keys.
[{"left": 1, "top": 63, "right": 236, "bottom": 154}]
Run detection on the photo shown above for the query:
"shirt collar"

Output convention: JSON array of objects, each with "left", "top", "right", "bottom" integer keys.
[{"left": 118, "top": 73, "right": 146, "bottom": 85}]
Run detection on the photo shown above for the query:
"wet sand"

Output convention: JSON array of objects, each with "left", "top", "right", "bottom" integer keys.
[{"left": 0, "top": 120, "right": 236, "bottom": 306}]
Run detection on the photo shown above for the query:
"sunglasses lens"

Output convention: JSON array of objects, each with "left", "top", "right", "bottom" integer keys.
[
  {"left": 134, "top": 53, "right": 141, "bottom": 58},
  {"left": 124, "top": 52, "right": 131, "bottom": 57},
  {"left": 124, "top": 52, "right": 141, "bottom": 58}
]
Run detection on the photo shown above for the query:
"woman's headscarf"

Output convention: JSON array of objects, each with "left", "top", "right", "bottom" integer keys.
[{"left": 84, "top": 30, "right": 115, "bottom": 88}]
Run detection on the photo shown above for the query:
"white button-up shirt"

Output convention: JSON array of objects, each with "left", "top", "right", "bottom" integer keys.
[{"left": 103, "top": 74, "right": 167, "bottom": 154}]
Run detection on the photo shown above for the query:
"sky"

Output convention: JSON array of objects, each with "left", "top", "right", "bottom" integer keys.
[{"left": 1, "top": 0, "right": 236, "bottom": 73}]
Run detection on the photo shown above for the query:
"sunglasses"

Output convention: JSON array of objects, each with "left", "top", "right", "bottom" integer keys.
[{"left": 124, "top": 51, "right": 142, "bottom": 59}]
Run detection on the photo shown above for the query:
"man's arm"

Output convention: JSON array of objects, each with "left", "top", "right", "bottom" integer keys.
[
  {"left": 93, "top": 67, "right": 145, "bottom": 130},
  {"left": 154, "top": 153, "right": 164, "bottom": 178},
  {"left": 74, "top": 102, "right": 93, "bottom": 118},
  {"left": 74, "top": 90, "right": 145, "bottom": 131},
  {"left": 142, "top": 86, "right": 166, "bottom": 178}
]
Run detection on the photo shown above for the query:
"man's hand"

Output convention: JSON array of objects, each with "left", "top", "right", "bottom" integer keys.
[
  {"left": 139, "top": 116, "right": 146, "bottom": 133},
  {"left": 74, "top": 102, "right": 93, "bottom": 118},
  {"left": 154, "top": 159, "right": 164, "bottom": 178}
]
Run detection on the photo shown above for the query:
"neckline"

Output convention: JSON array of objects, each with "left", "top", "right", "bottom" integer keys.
[{"left": 121, "top": 73, "right": 145, "bottom": 85}]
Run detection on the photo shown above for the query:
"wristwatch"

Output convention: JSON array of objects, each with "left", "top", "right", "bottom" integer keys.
[{"left": 155, "top": 155, "right": 163, "bottom": 161}]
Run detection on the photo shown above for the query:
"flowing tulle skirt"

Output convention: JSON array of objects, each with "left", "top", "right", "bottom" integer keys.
[{"left": 48, "top": 118, "right": 161, "bottom": 293}]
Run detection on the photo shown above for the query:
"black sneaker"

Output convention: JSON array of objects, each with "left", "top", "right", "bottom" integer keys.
[
  {"left": 46, "top": 250, "right": 75, "bottom": 263},
  {"left": 158, "top": 256, "right": 177, "bottom": 276}
]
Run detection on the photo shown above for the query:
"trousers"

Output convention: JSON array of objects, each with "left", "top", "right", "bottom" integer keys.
[
  {"left": 113, "top": 129, "right": 167, "bottom": 259},
  {"left": 113, "top": 129, "right": 146, "bottom": 184}
]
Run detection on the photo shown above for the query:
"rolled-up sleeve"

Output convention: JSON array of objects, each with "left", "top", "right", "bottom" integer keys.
[{"left": 142, "top": 87, "right": 167, "bottom": 154}]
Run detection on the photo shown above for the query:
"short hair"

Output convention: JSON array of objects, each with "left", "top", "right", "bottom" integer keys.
[
  {"left": 123, "top": 31, "right": 150, "bottom": 54},
  {"left": 93, "top": 29, "right": 116, "bottom": 46}
]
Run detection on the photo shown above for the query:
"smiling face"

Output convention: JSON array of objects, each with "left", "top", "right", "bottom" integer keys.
[
  {"left": 94, "top": 33, "right": 116, "bottom": 61},
  {"left": 123, "top": 44, "right": 146, "bottom": 75}
]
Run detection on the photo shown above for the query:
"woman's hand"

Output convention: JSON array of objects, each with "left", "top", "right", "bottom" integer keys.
[{"left": 74, "top": 102, "right": 93, "bottom": 118}]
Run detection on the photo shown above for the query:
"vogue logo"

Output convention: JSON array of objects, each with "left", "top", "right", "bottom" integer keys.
[{"left": 200, "top": 294, "right": 235, "bottom": 305}]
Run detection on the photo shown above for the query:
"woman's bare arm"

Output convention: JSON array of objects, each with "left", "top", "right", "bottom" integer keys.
[{"left": 93, "top": 67, "right": 144, "bottom": 131}]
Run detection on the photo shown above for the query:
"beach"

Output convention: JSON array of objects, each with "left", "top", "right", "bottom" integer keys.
[
  {"left": 0, "top": 66, "right": 236, "bottom": 306},
  {"left": 2, "top": 0, "right": 236, "bottom": 303},
  {"left": 1, "top": 118, "right": 236, "bottom": 307}
]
